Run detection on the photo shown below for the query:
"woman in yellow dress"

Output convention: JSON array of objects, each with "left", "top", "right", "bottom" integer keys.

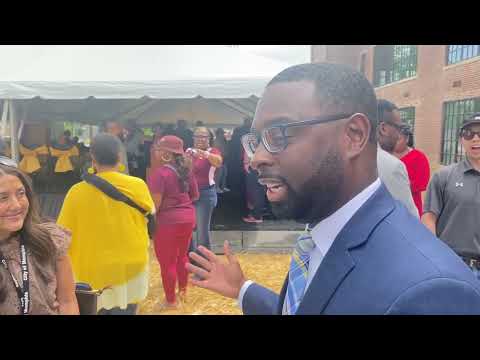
[
  {"left": 57, "top": 133, "right": 155, "bottom": 315},
  {"left": 18, "top": 143, "right": 50, "bottom": 175},
  {"left": 49, "top": 131, "right": 80, "bottom": 191}
]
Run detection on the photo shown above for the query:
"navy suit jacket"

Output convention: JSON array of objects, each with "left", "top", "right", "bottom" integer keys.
[{"left": 243, "top": 184, "right": 480, "bottom": 315}]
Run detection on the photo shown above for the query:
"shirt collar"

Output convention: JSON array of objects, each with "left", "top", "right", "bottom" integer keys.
[
  {"left": 309, "top": 178, "right": 381, "bottom": 256},
  {"left": 461, "top": 157, "right": 473, "bottom": 173}
]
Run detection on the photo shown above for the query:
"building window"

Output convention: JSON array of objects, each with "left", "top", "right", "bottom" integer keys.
[
  {"left": 373, "top": 45, "right": 417, "bottom": 87},
  {"left": 399, "top": 107, "right": 415, "bottom": 146},
  {"left": 446, "top": 45, "right": 480, "bottom": 65},
  {"left": 441, "top": 98, "right": 480, "bottom": 165}
]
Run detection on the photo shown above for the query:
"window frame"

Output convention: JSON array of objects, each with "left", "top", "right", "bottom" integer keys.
[
  {"left": 373, "top": 45, "right": 417, "bottom": 87},
  {"left": 446, "top": 45, "right": 480, "bottom": 65}
]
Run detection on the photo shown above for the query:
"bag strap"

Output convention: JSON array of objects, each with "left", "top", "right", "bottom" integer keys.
[{"left": 83, "top": 173, "right": 148, "bottom": 216}]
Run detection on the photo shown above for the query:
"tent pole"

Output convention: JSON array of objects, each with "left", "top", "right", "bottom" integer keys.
[
  {"left": 1, "top": 99, "right": 9, "bottom": 138},
  {"left": 9, "top": 100, "right": 19, "bottom": 162}
]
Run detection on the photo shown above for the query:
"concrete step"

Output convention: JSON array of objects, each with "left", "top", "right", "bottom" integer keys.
[{"left": 209, "top": 230, "right": 301, "bottom": 254}]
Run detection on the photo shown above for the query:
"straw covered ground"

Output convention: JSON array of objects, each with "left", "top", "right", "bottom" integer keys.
[{"left": 138, "top": 246, "right": 290, "bottom": 315}]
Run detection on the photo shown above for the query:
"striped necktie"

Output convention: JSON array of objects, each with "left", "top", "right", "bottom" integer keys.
[{"left": 285, "top": 231, "right": 316, "bottom": 315}]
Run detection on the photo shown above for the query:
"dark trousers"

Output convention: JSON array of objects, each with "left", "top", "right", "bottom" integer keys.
[{"left": 246, "top": 170, "right": 267, "bottom": 219}]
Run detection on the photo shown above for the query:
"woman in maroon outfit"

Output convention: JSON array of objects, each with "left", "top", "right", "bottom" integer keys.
[{"left": 148, "top": 136, "right": 199, "bottom": 310}]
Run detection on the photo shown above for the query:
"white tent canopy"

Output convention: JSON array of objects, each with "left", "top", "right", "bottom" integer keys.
[
  {"left": 0, "top": 45, "right": 290, "bottom": 99},
  {"left": 0, "top": 45, "right": 291, "bottom": 160}
]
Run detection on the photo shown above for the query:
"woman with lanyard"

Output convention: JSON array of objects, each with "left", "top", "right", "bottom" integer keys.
[
  {"left": 0, "top": 156, "right": 78, "bottom": 315},
  {"left": 187, "top": 127, "right": 223, "bottom": 253}
]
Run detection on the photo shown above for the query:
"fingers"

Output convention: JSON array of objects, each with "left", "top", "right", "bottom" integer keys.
[
  {"left": 185, "top": 263, "right": 210, "bottom": 279},
  {"left": 224, "top": 241, "right": 237, "bottom": 264},
  {"left": 190, "top": 277, "right": 209, "bottom": 289},
  {"left": 189, "top": 252, "right": 213, "bottom": 272},
  {"left": 197, "top": 246, "right": 218, "bottom": 263}
]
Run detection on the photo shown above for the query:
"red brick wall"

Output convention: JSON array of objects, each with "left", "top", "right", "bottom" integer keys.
[
  {"left": 311, "top": 45, "right": 370, "bottom": 71},
  {"left": 373, "top": 46, "right": 446, "bottom": 166},
  {"left": 311, "top": 45, "right": 480, "bottom": 169}
]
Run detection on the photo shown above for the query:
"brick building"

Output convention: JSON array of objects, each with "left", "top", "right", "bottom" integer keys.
[{"left": 311, "top": 45, "right": 480, "bottom": 170}]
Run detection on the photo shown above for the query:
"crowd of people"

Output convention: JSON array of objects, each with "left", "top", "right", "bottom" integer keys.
[
  {"left": 110, "top": 117, "right": 269, "bottom": 225},
  {"left": 1, "top": 61, "right": 480, "bottom": 314}
]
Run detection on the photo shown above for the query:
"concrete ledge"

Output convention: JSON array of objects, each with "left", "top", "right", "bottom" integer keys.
[
  {"left": 243, "top": 231, "right": 300, "bottom": 249},
  {"left": 210, "top": 230, "right": 301, "bottom": 254},
  {"left": 210, "top": 231, "right": 243, "bottom": 253}
]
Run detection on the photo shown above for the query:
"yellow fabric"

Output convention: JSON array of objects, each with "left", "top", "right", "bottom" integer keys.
[
  {"left": 49, "top": 145, "right": 78, "bottom": 173},
  {"left": 19, "top": 144, "right": 49, "bottom": 174},
  {"left": 57, "top": 171, "right": 155, "bottom": 298}
]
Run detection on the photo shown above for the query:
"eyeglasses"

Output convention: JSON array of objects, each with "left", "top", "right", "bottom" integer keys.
[
  {"left": 0, "top": 156, "right": 18, "bottom": 168},
  {"left": 461, "top": 128, "right": 480, "bottom": 141},
  {"left": 241, "top": 113, "right": 357, "bottom": 158},
  {"left": 193, "top": 135, "right": 209, "bottom": 139},
  {"left": 382, "top": 120, "right": 404, "bottom": 131}
]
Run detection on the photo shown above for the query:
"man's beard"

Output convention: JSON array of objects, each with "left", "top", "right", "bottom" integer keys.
[
  {"left": 270, "top": 148, "right": 344, "bottom": 225},
  {"left": 379, "top": 135, "right": 399, "bottom": 153}
]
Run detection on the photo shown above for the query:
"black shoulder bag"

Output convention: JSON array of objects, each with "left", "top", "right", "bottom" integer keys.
[{"left": 82, "top": 173, "right": 156, "bottom": 239}]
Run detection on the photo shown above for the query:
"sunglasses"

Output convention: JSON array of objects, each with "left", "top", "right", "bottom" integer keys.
[
  {"left": 0, "top": 156, "right": 18, "bottom": 168},
  {"left": 461, "top": 128, "right": 480, "bottom": 141}
]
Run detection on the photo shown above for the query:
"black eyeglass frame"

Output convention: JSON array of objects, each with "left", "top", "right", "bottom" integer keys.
[
  {"left": 242, "top": 112, "right": 360, "bottom": 156},
  {"left": 381, "top": 119, "right": 407, "bottom": 131}
]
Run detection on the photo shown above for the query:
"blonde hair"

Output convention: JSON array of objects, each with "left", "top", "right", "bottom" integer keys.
[{"left": 194, "top": 127, "right": 209, "bottom": 136}]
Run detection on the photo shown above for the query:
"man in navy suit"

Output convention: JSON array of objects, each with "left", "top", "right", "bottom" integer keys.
[{"left": 186, "top": 63, "right": 480, "bottom": 314}]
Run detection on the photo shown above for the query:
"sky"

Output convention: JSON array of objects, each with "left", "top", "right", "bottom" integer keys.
[{"left": 238, "top": 45, "right": 311, "bottom": 66}]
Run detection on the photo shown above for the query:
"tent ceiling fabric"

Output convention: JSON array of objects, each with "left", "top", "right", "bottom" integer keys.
[
  {"left": 14, "top": 97, "right": 259, "bottom": 127},
  {"left": 15, "top": 98, "right": 152, "bottom": 124},
  {"left": 0, "top": 45, "right": 290, "bottom": 99},
  {"left": 0, "top": 79, "right": 270, "bottom": 100},
  {"left": 118, "top": 97, "right": 259, "bottom": 127}
]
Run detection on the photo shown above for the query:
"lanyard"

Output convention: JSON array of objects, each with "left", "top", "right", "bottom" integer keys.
[{"left": 0, "top": 235, "right": 30, "bottom": 315}]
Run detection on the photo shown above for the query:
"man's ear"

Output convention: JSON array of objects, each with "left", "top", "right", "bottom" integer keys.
[
  {"left": 377, "top": 121, "right": 387, "bottom": 135},
  {"left": 343, "top": 114, "right": 371, "bottom": 159}
]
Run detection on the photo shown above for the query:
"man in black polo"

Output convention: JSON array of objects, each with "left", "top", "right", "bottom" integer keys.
[{"left": 423, "top": 113, "right": 480, "bottom": 276}]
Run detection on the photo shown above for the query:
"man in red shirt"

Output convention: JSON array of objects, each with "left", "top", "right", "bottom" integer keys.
[{"left": 393, "top": 124, "right": 431, "bottom": 216}]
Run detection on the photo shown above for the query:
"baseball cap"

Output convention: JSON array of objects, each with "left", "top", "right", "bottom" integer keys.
[
  {"left": 460, "top": 113, "right": 480, "bottom": 131},
  {"left": 154, "top": 135, "right": 184, "bottom": 155}
]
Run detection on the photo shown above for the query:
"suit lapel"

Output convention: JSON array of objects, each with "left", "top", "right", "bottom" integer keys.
[
  {"left": 296, "top": 184, "right": 395, "bottom": 315},
  {"left": 277, "top": 276, "right": 289, "bottom": 314}
]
